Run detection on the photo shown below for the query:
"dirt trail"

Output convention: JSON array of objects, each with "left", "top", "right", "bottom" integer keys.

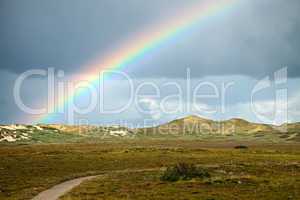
[
  {"left": 31, "top": 175, "right": 100, "bottom": 200},
  {"left": 31, "top": 168, "right": 159, "bottom": 200}
]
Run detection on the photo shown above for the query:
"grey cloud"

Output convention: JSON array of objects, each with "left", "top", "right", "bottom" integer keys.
[
  {"left": 0, "top": 0, "right": 185, "bottom": 73},
  {"left": 131, "top": 0, "right": 300, "bottom": 78},
  {"left": 0, "top": 0, "right": 300, "bottom": 79}
]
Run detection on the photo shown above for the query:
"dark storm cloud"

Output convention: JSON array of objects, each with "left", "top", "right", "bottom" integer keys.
[
  {"left": 0, "top": 0, "right": 300, "bottom": 78},
  {"left": 130, "top": 0, "right": 300, "bottom": 79},
  {"left": 0, "top": 0, "right": 185, "bottom": 73}
]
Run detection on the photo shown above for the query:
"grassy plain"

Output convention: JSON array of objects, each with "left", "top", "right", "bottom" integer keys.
[{"left": 0, "top": 140, "right": 299, "bottom": 200}]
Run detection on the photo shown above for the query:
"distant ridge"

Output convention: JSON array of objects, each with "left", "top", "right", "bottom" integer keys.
[
  {"left": 142, "top": 115, "right": 297, "bottom": 137},
  {"left": 1, "top": 115, "right": 300, "bottom": 143}
]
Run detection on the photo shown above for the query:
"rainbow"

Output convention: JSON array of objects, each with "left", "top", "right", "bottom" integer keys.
[{"left": 36, "top": 0, "right": 237, "bottom": 124}]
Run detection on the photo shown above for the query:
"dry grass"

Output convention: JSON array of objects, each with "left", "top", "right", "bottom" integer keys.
[
  {"left": 0, "top": 140, "right": 299, "bottom": 200},
  {"left": 61, "top": 162, "right": 300, "bottom": 200}
]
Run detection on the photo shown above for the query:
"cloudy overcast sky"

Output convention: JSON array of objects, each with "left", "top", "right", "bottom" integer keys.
[{"left": 0, "top": 0, "right": 300, "bottom": 126}]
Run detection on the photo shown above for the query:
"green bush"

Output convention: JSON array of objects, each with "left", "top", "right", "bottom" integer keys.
[
  {"left": 234, "top": 145, "right": 248, "bottom": 149},
  {"left": 160, "top": 162, "right": 210, "bottom": 182}
]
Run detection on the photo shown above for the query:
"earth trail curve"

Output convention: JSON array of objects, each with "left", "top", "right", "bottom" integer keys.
[{"left": 31, "top": 168, "right": 160, "bottom": 200}]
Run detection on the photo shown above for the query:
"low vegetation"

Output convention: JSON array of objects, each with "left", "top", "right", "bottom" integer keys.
[
  {"left": 160, "top": 162, "right": 210, "bottom": 182},
  {"left": 0, "top": 140, "right": 299, "bottom": 200},
  {"left": 234, "top": 145, "right": 249, "bottom": 149}
]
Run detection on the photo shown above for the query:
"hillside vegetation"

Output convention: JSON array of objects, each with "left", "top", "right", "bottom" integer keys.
[{"left": 1, "top": 115, "right": 299, "bottom": 143}]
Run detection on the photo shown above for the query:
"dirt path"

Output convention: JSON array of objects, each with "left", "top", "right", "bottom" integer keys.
[
  {"left": 31, "top": 168, "right": 160, "bottom": 200},
  {"left": 31, "top": 175, "right": 100, "bottom": 200}
]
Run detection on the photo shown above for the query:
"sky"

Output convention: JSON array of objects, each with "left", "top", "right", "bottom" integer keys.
[{"left": 0, "top": 0, "right": 300, "bottom": 126}]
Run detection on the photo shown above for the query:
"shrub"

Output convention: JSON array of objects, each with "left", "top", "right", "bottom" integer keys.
[
  {"left": 234, "top": 145, "right": 248, "bottom": 149},
  {"left": 160, "top": 162, "right": 210, "bottom": 182}
]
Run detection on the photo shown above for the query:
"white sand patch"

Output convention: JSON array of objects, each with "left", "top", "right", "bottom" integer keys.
[
  {"left": 0, "top": 125, "right": 27, "bottom": 131},
  {"left": 22, "top": 133, "right": 29, "bottom": 136},
  {"left": 20, "top": 135, "right": 29, "bottom": 140},
  {"left": 34, "top": 126, "right": 44, "bottom": 131},
  {"left": 109, "top": 130, "right": 129, "bottom": 137},
  {"left": 0, "top": 135, "right": 17, "bottom": 142}
]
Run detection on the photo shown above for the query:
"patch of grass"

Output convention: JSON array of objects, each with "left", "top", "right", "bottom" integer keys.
[
  {"left": 160, "top": 162, "right": 210, "bottom": 182},
  {"left": 205, "top": 176, "right": 257, "bottom": 186},
  {"left": 0, "top": 140, "right": 299, "bottom": 200},
  {"left": 61, "top": 163, "right": 300, "bottom": 200}
]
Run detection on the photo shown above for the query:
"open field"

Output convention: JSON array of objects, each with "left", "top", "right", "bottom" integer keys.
[{"left": 0, "top": 140, "right": 299, "bottom": 200}]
